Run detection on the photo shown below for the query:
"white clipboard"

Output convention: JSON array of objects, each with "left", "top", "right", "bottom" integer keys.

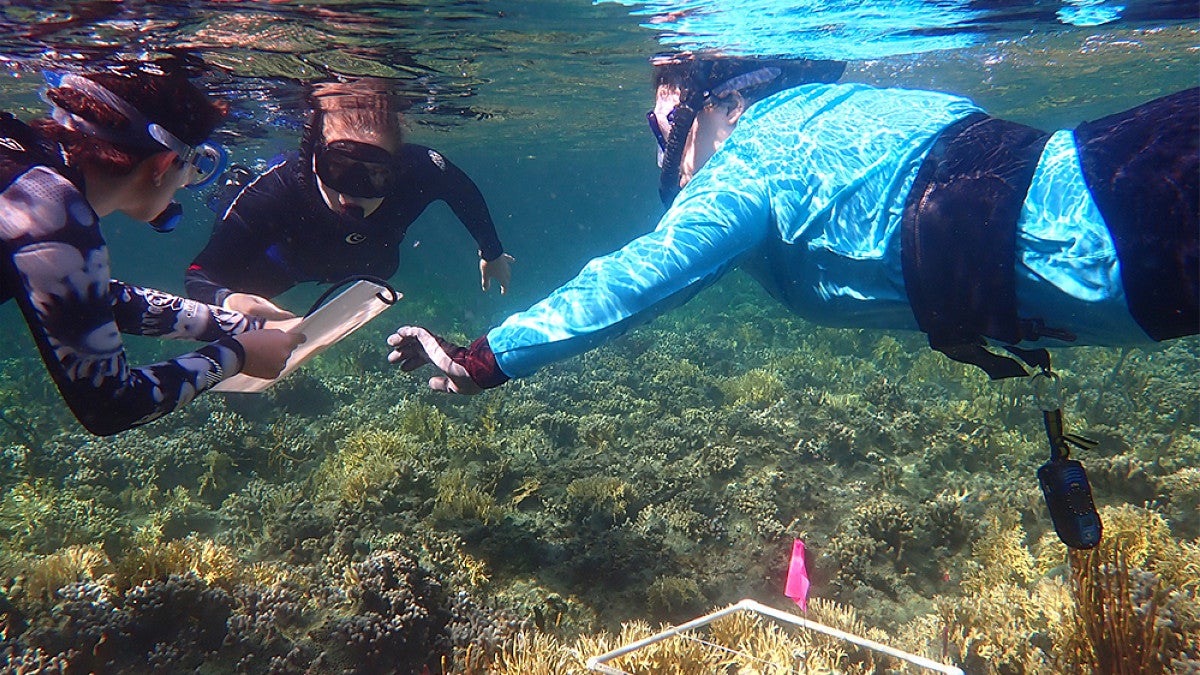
[{"left": 213, "top": 280, "right": 399, "bottom": 393}]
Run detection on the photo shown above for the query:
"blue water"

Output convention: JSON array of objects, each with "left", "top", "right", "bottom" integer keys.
[{"left": 0, "top": 2, "right": 1197, "bottom": 672}]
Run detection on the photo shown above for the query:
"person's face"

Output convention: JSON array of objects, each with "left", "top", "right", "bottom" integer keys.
[
  {"left": 652, "top": 84, "right": 741, "bottom": 190},
  {"left": 314, "top": 157, "right": 386, "bottom": 218},
  {"left": 314, "top": 122, "right": 395, "bottom": 218},
  {"left": 123, "top": 151, "right": 189, "bottom": 222}
]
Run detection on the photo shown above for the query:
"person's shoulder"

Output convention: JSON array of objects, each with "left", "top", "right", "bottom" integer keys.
[
  {"left": 397, "top": 144, "right": 453, "bottom": 173},
  {"left": 240, "top": 154, "right": 303, "bottom": 197},
  {"left": 751, "top": 82, "right": 980, "bottom": 120},
  {"left": 221, "top": 154, "right": 308, "bottom": 220},
  {"left": 5, "top": 164, "right": 84, "bottom": 207}
]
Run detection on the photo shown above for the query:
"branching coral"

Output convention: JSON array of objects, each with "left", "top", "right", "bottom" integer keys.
[
  {"left": 433, "top": 468, "right": 505, "bottom": 525},
  {"left": 313, "top": 427, "right": 420, "bottom": 504},
  {"left": 17, "top": 544, "right": 112, "bottom": 603},
  {"left": 1059, "top": 506, "right": 1200, "bottom": 673},
  {"left": 564, "top": 475, "right": 631, "bottom": 525},
  {"left": 116, "top": 536, "right": 248, "bottom": 593},
  {"left": 0, "top": 479, "right": 121, "bottom": 554}
]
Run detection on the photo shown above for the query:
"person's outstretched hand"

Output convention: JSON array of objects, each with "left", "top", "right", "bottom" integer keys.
[
  {"left": 386, "top": 326, "right": 508, "bottom": 394},
  {"left": 480, "top": 253, "right": 515, "bottom": 295},
  {"left": 234, "top": 327, "right": 305, "bottom": 379},
  {"left": 224, "top": 292, "right": 297, "bottom": 320}
]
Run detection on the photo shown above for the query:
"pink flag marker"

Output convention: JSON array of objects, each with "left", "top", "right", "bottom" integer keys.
[{"left": 785, "top": 539, "right": 810, "bottom": 611}]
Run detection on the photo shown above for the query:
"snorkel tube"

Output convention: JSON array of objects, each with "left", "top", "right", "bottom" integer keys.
[
  {"left": 657, "top": 101, "right": 698, "bottom": 207},
  {"left": 657, "top": 60, "right": 713, "bottom": 207}
]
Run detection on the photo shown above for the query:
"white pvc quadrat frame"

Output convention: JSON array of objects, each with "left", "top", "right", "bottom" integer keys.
[{"left": 585, "top": 598, "right": 965, "bottom": 675}]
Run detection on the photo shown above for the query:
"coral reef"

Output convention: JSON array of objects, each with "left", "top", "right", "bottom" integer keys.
[{"left": 0, "top": 272, "right": 1196, "bottom": 672}]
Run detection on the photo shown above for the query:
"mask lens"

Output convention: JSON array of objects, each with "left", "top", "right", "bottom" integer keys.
[
  {"left": 315, "top": 142, "right": 394, "bottom": 198},
  {"left": 184, "top": 142, "right": 226, "bottom": 189}
]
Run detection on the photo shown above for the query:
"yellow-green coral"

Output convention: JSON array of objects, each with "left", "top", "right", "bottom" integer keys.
[
  {"left": 313, "top": 427, "right": 419, "bottom": 504},
  {"left": 564, "top": 475, "right": 630, "bottom": 521},
  {"left": 496, "top": 598, "right": 891, "bottom": 675},
  {"left": 116, "top": 535, "right": 247, "bottom": 592},
  {"left": 964, "top": 511, "right": 1038, "bottom": 590},
  {"left": 433, "top": 468, "right": 505, "bottom": 525},
  {"left": 645, "top": 576, "right": 703, "bottom": 617},
  {"left": 0, "top": 479, "right": 120, "bottom": 553},
  {"left": 19, "top": 544, "right": 112, "bottom": 602},
  {"left": 719, "top": 367, "right": 785, "bottom": 408}
]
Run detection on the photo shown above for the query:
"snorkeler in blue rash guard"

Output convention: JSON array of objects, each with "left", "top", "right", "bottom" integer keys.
[{"left": 386, "top": 53, "right": 1197, "bottom": 395}]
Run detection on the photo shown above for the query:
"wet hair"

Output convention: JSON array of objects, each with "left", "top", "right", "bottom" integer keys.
[
  {"left": 653, "top": 53, "right": 846, "bottom": 108},
  {"left": 309, "top": 78, "right": 409, "bottom": 151},
  {"left": 30, "top": 65, "right": 226, "bottom": 175}
]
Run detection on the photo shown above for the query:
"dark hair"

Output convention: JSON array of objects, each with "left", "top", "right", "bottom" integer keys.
[
  {"left": 30, "top": 67, "right": 226, "bottom": 174},
  {"left": 312, "top": 78, "right": 407, "bottom": 144},
  {"left": 653, "top": 54, "right": 845, "bottom": 107}
]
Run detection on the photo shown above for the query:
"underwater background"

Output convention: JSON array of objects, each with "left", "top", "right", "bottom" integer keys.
[{"left": 0, "top": 1, "right": 1197, "bottom": 672}]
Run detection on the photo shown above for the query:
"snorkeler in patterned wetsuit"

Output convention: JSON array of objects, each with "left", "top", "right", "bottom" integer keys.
[
  {"left": 185, "top": 78, "right": 513, "bottom": 320},
  {"left": 0, "top": 66, "right": 302, "bottom": 436},
  {"left": 386, "top": 55, "right": 1197, "bottom": 394}
]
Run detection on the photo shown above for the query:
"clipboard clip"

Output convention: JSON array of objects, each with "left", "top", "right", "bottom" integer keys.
[{"left": 305, "top": 275, "right": 400, "bottom": 316}]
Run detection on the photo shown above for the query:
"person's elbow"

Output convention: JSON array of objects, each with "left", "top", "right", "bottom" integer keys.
[{"left": 76, "top": 411, "right": 133, "bottom": 437}]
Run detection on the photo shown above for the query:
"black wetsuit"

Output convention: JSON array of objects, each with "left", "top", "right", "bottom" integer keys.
[{"left": 185, "top": 144, "right": 505, "bottom": 305}]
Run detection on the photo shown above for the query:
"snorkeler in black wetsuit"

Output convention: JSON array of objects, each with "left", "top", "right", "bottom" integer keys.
[{"left": 185, "top": 78, "right": 513, "bottom": 319}]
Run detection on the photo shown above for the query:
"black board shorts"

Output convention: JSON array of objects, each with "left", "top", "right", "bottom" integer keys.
[{"left": 1075, "top": 88, "right": 1199, "bottom": 341}]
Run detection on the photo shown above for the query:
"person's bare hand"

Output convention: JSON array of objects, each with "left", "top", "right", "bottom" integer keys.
[
  {"left": 264, "top": 317, "right": 304, "bottom": 333},
  {"left": 224, "top": 292, "right": 296, "bottom": 320},
  {"left": 480, "top": 254, "right": 515, "bottom": 295},
  {"left": 234, "top": 329, "right": 305, "bottom": 379}
]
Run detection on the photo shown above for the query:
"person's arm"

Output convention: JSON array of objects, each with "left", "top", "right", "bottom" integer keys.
[
  {"left": 185, "top": 162, "right": 299, "bottom": 307},
  {"left": 1, "top": 168, "right": 248, "bottom": 435},
  {"left": 423, "top": 147, "right": 507, "bottom": 261},
  {"left": 109, "top": 280, "right": 264, "bottom": 339},
  {"left": 389, "top": 171, "right": 771, "bottom": 390}
]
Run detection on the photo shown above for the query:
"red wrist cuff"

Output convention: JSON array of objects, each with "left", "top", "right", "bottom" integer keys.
[{"left": 463, "top": 336, "right": 509, "bottom": 389}]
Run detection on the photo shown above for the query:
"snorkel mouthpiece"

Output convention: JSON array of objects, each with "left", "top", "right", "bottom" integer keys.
[{"left": 149, "top": 201, "right": 183, "bottom": 233}]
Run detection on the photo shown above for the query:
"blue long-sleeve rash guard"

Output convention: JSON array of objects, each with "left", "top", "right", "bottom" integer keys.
[{"left": 487, "top": 83, "right": 1151, "bottom": 380}]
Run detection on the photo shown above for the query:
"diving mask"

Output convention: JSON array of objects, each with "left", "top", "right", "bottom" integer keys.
[
  {"left": 42, "top": 72, "right": 227, "bottom": 189},
  {"left": 314, "top": 140, "right": 396, "bottom": 199}
]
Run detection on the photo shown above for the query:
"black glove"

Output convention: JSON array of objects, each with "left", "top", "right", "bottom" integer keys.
[{"left": 386, "top": 326, "right": 508, "bottom": 394}]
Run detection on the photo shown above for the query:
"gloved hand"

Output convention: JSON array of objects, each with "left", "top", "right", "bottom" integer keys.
[{"left": 386, "top": 326, "right": 508, "bottom": 394}]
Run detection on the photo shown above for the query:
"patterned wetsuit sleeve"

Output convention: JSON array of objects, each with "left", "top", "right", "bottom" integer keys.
[
  {"left": 485, "top": 166, "right": 771, "bottom": 379},
  {"left": 0, "top": 166, "right": 245, "bottom": 436},
  {"left": 185, "top": 161, "right": 299, "bottom": 303},
  {"left": 423, "top": 148, "right": 505, "bottom": 261},
  {"left": 109, "top": 280, "right": 264, "bottom": 339}
]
